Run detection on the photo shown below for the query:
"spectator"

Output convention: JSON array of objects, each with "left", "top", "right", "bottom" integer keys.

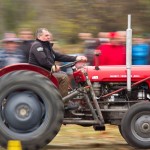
[
  {"left": 132, "top": 37, "right": 150, "bottom": 65},
  {"left": 0, "top": 32, "right": 26, "bottom": 68},
  {"left": 94, "top": 32, "right": 126, "bottom": 65},
  {"left": 143, "top": 35, "right": 150, "bottom": 64},
  {"left": 97, "top": 32, "right": 110, "bottom": 44},
  {"left": 78, "top": 33, "right": 100, "bottom": 65},
  {"left": 18, "top": 28, "right": 34, "bottom": 62},
  {"left": 116, "top": 31, "right": 126, "bottom": 45},
  {"left": 83, "top": 38, "right": 100, "bottom": 65},
  {"left": 78, "top": 33, "right": 93, "bottom": 41}
]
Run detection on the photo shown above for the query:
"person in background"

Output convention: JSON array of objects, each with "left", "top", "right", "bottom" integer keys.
[
  {"left": 0, "top": 32, "right": 26, "bottom": 68},
  {"left": 97, "top": 32, "right": 110, "bottom": 44},
  {"left": 29, "top": 28, "right": 87, "bottom": 97},
  {"left": 116, "top": 31, "right": 126, "bottom": 45},
  {"left": 94, "top": 32, "right": 126, "bottom": 65},
  {"left": 132, "top": 37, "right": 150, "bottom": 65},
  {"left": 18, "top": 28, "right": 34, "bottom": 62},
  {"left": 78, "top": 33, "right": 100, "bottom": 66},
  {"left": 145, "top": 35, "right": 150, "bottom": 64}
]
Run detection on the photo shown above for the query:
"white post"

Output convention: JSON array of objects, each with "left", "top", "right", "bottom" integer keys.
[{"left": 126, "top": 14, "right": 132, "bottom": 91}]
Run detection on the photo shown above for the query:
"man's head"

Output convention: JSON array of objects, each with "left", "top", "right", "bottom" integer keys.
[
  {"left": 36, "top": 28, "right": 53, "bottom": 42},
  {"left": 108, "top": 32, "right": 124, "bottom": 45},
  {"left": 18, "top": 28, "right": 33, "bottom": 40},
  {"left": 2, "top": 32, "right": 20, "bottom": 51}
]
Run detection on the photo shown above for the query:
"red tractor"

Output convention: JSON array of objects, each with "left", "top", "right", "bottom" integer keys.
[
  {"left": 0, "top": 15, "right": 150, "bottom": 150},
  {"left": 0, "top": 60, "right": 150, "bottom": 150}
]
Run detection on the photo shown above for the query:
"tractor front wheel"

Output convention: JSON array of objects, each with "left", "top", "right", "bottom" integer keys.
[{"left": 121, "top": 102, "right": 150, "bottom": 149}]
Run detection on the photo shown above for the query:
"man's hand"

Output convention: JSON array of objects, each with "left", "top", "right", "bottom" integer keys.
[
  {"left": 76, "top": 56, "right": 87, "bottom": 62},
  {"left": 52, "top": 65, "right": 60, "bottom": 72}
]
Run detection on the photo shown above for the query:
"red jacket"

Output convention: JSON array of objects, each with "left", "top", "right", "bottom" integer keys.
[{"left": 95, "top": 43, "right": 126, "bottom": 65}]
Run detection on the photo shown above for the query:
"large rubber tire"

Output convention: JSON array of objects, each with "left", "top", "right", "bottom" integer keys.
[
  {"left": 0, "top": 70, "right": 64, "bottom": 150},
  {"left": 121, "top": 102, "right": 150, "bottom": 149},
  {"left": 118, "top": 125, "right": 123, "bottom": 137}
]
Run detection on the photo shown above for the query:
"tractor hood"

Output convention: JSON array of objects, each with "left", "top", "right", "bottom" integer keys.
[{"left": 86, "top": 65, "right": 150, "bottom": 82}]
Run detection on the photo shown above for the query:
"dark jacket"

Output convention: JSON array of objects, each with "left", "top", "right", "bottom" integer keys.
[
  {"left": 19, "top": 40, "right": 34, "bottom": 62},
  {"left": 29, "top": 39, "right": 76, "bottom": 70}
]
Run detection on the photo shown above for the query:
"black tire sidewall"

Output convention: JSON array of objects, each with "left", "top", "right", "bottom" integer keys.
[
  {"left": 0, "top": 70, "right": 64, "bottom": 149},
  {"left": 121, "top": 102, "right": 150, "bottom": 149}
]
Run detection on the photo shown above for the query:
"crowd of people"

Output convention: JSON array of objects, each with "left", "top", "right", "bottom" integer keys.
[
  {"left": 79, "top": 31, "right": 150, "bottom": 66},
  {"left": 0, "top": 28, "right": 34, "bottom": 68},
  {"left": 0, "top": 29, "right": 150, "bottom": 70}
]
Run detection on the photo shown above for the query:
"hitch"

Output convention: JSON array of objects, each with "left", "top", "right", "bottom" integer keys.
[{"left": 62, "top": 88, "right": 83, "bottom": 103}]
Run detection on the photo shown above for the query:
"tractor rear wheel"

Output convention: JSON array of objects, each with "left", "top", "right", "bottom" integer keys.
[
  {"left": 0, "top": 70, "right": 64, "bottom": 150},
  {"left": 121, "top": 102, "right": 150, "bottom": 149}
]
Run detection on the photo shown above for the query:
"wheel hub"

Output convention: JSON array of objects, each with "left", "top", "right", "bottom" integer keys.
[
  {"left": 4, "top": 91, "right": 44, "bottom": 132},
  {"left": 142, "top": 123, "right": 150, "bottom": 132},
  {"left": 134, "top": 114, "right": 150, "bottom": 139},
  {"left": 16, "top": 105, "right": 30, "bottom": 118}
]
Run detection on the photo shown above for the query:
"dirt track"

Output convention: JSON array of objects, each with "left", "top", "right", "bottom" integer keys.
[
  {"left": 42, "top": 125, "right": 137, "bottom": 150},
  {"left": 0, "top": 124, "right": 143, "bottom": 150}
]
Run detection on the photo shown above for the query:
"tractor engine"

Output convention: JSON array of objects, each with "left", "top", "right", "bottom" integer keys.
[
  {"left": 91, "top": 81, "right": 150, "bottom": 124},
  {"left": 92, "top": 81, "right": 150, "bottom": 102}
]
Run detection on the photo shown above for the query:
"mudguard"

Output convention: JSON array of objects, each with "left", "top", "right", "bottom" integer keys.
[{"left": 0, "top": 63, "right": 59, "bottom": 87}]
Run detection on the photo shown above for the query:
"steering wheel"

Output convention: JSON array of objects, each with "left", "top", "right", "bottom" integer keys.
[{"left": 60, "top": 60, "right": 80, "bottom": 69}]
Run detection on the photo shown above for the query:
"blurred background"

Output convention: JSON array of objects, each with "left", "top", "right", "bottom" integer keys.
[{"left": 0, "top": 0, "right": 150, "bottom": 44}]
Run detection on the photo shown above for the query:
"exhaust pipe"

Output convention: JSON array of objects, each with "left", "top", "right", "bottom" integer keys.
[{"left": 126, "top": 14, "right": 132, "bottom": 91}]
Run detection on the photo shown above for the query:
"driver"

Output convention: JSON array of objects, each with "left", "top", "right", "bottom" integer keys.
[{"left": 29, "top": 28, "right": 87, "bottom": 97}]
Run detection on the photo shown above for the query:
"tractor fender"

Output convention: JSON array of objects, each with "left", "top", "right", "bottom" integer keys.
[{"left": 0, "top": 63, "right": 59, "bottom": 87}]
